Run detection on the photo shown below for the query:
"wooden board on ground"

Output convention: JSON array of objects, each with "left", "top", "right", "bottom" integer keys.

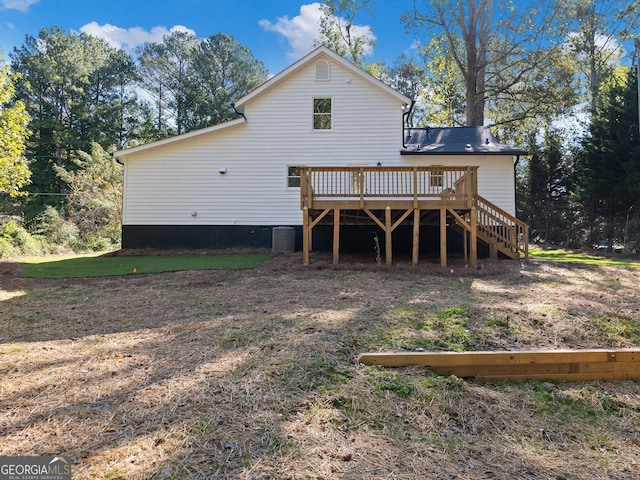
[{"left": 357, "top": 349, "right": 640, "bottom": 381}]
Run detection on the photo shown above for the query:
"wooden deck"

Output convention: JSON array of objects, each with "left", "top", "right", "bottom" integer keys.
[{"left": 300, "top": 166, "right": 528, "bottom": 267}]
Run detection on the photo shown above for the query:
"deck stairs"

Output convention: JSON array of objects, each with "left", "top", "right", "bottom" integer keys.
[{"left": 449, "top": 195, "right": 528, "bottom": 260}]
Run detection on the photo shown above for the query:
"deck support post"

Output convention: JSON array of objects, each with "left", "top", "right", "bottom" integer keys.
[
  {"left": 440, "top": 208, "right": 447, "bottom": 268},
  {"left": 463, "top": 227, "right": 468, "bottom": 265},
  {"left": 489, "top": 238, "right": 498, "bottom": 260},
  {"left": 333, "top": 208, "right": 340, "bottom": 265},
  {"left": 412, "top": 208, "right": 420, "bottom": 265},
  {"left": 470, "top": 206, "right": 478, "bottom": 269},
  {"left": 303, "top": 207, "right": 310, "bottom": 265},
  {"left": 385, "top": 206, "right": 392, "bottom": 266}
]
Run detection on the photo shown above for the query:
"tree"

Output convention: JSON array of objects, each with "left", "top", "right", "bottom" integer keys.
[
  {"left": 85, "top": 49, "right": 147, "bottom": 149},
  {"left": 0, "top": 64, "right": 30, "bottom": 196},
  {"left": 190, "top": 33, "right": 268, "bottom": 130},
  {"left": 11, "top": 27, "right": 139, "bottom": 202},
  {"left": 575, "top": 66, "right": 640, "bottom": 247},
  {"left": 403, "top": 0, "right": 575, "bottom": 127},
  {"left": 138, "top": 31, "right": 267, "bottom": 135},
  {"left": 380, "top": 54, "right": 429, "bottom": 126},
  {"left": 418, "top": 37, "right": 466, "bottom": 126},
  {"left": 525, "top": 128, "right": 572, "bottom": 244},
  {"left": 137, "top": 31, "right": 199, "bottom": 136},
  {"left": 55, "top": 142, "right": 122, "bottom": 237},
  {"left": 316, "top": 0, "right": 376, "bottom": 68},
  {"left": 561, "top": 0, "right": 640, "bottom": 115}
]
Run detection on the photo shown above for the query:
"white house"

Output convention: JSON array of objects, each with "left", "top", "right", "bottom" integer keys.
[{"left": 114, "top": 46, "right": 528, "bottom": 265}]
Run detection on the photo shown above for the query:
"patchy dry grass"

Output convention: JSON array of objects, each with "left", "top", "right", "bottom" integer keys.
[{"left": 0, "top": 253, "right": 639, "bottom": 479}]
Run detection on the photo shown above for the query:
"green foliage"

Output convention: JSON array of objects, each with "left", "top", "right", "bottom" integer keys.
[
  {"left": 523, "top": 128, "right": 573, "bottom": 244},
  {"left": 592, "top": 315, "right": 640, "bottom": 344},
  {"left": 316, "top": 0, "right": 375, "bottom": 68},
  {"left": 560, "top": 0, "right": 631, "bottom": 113},
  {"left": 299, "top": 357, "right": 352, "bottom": 393},
  {"left": 418, "top": 35, "right": 465, "bottom": 127},
  {"left": 0, "top": 64, "right": 31, "bottom": 196},
  {"left": 381, "top": 54, "right": 429, "bottom": 126},
  {"left": 56, "top": 142, "right": 122, "bottom": 239},
  {"left": 403, "top": 0, "right": 575, "bottom": 127},
  {"left": 29, "top": 205, "right": 79, "bottom": 248},
  {"left": 575, "top": 66, "right": 640, "bottom": 246},
  {"left": 137, "top": 31, "right": 268, "bottom": 135},
  {"left": 367, "top": 366, "right": 415, "bottom": 396},
  {"left": 422, "top": 375, "right": 468, "bottom": 390},
  {"left": 10, "top": 27, "right": 142, "bottom": 207},
  {"left": 0, "top": 220, "right": 47, "bottom": 257},
  {"left": 0, "top": 237, "right": 18, "bottom": 258},
  {"left": 419, "top": 307, "right": 474, "bottom": 352},
  {"left": 192, "top": 33, "right": 268, "bottom": 128}
]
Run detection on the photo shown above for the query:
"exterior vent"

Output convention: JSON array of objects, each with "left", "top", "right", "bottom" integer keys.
[
  {"left": 272, "top": 226, "right": 295, "bottom": 253},
  {"left": 315, "top": 60, "right": 330, "bottom": 81}
]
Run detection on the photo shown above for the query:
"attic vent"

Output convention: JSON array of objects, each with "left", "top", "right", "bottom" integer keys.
[{"left": 315, "top": 60, "right": 330, "bottom": 81}]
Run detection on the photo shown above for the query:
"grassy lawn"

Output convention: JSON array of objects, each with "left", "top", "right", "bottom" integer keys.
[
  {"left": 1, "top": 254, "right": 639, "bottom": 479},
  {"left": 530, "top": 247, "right": 640, "bottom": 268},
  {"left": 18, "top": 252, "right": 272, "bottom": 278}
]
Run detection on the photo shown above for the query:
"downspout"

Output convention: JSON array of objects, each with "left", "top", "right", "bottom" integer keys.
[
  {"left": 514, "top": 155, "right": 520, "bottom": 217},
  {"left": 231, "top": 103, "right": 247, "bottom": 122},
  {"left": 402, "top": 101, "right": 415, "bottom": 149}
]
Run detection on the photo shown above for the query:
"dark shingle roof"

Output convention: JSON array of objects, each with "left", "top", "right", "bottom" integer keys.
[{"left": 401, "top": 127, "right": 527, "bottom": 155}]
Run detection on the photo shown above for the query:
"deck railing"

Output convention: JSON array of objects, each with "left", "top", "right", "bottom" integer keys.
[
  {"left": 300, "top": 166, "right": 478, "bottom": 208},
  {"left": 475, "top": 196, "right": 529, "bottom": 259}
]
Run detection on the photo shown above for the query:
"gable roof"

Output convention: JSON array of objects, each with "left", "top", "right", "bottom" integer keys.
[
  {"left": 233, "top": 46, "right": 411, "bottom": 111},
  {"left": 401, "top": 127, "right": 527, "bottom": 156}
]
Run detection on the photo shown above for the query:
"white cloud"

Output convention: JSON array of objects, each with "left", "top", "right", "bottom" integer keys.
[
  {"left": 259, "top": 2, "right": 375, "bottom": 60},
  {"left": 1, "top": 0, "right": 38, "bottom": 12},
  {"left": 79, "top": 22, "right": 196, "bottom": 52}
]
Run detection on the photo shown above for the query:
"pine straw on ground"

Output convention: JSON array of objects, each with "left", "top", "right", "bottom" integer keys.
[{"left": 1, "top": 253, "right": 639, "bottom": 479}]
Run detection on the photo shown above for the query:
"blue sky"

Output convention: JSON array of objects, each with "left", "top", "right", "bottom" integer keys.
[{"left": 0, "top": 0, "right": 417, "bottom": 74}]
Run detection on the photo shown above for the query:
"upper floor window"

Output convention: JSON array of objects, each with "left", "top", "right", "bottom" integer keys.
[
  {"left": 313, "top": 98, "right": 332, "bottom": 130},
  {"left": 315, "top": 60, "right": 330, "bottom": 81}
]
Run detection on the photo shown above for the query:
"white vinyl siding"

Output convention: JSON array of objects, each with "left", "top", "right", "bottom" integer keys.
[{"left": 120, "top": 54, "right": 516, "bottom": 226}]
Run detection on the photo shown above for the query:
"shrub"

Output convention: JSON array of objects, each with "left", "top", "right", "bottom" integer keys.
[
  {"left": 0, "top": 237, "right": 18, "bottom": 258},
  {"left": 29, "top": 206, "right": 79, "bottom": 248},
  {"left": 0, "top": 220, "right": 47, "bottom": 257}
]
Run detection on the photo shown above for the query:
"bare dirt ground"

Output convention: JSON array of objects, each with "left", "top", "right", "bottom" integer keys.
[{"left": 1, "top": 252, "right": 639, "bottom": 479}]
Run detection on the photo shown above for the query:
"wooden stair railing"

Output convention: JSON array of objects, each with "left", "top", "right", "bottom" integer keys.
[
  {"left": 448, "top": 195, "right": 529, "bottom": 260},
  {"left": 473, "top": 195, "right": 529, "bottom": 260}
]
